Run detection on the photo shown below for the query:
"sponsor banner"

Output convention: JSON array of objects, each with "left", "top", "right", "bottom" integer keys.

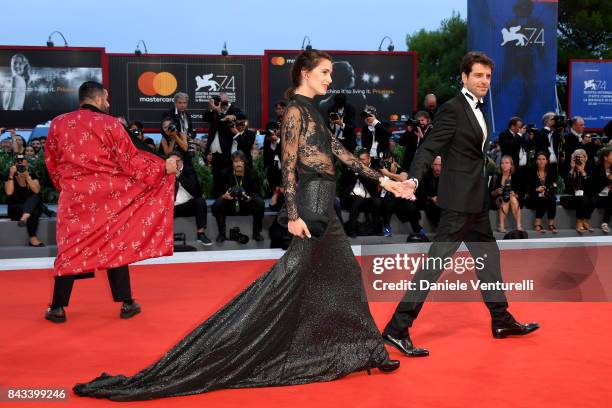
[
  {"left": 468, "top": 0, "right": 558, "bottom": 135},
  {"left": 569, "top": 60, "right": 612, "bottom": 130},
  {"left": 108, "top": 55, "right": 262, "bottom": 129},
  {"left": 264, "top": 51, "right": 417, "bottom": 127},
  {"left": 0, "top": 47, "right": 104, "bottom": 127}
]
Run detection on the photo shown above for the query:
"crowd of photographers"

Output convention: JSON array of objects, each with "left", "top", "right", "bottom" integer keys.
[{"left": 1, "top": 91, "right": 611, "bottom": 248}]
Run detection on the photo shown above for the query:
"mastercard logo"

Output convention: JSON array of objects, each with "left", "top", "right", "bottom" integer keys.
[
  {"left": 137, "top": 71, "right": 178, "bottom": 96},
  {"left": 270, "top": 56, "right": 286, "bottom": 66}
]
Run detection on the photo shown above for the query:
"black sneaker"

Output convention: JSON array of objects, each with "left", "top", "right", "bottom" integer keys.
[
  {"left": 197, "top": 232, "right": 213, "bottom": 246},
  {"left": 253, "top": 232, "right": 264, "bottom": 242},
  {"left": 45, "top": 306, "right": 66, "bottom": 323},
  {"left": 216, "top": 232, "right": 227, "bottom": 243},
  {"left": 120, "top": 301, "right": 141, "bottom": 319}
]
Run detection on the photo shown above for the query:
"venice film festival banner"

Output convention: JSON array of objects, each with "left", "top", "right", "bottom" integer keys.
[
  {"left": 264, "top": 51, "right": 417, "bottom": 127},
  {"left": 0, "top": 46, "right": 104, "bottom": 128},
  {"left": 467, "top": 0, "right": 558, "bottom": 135},
  {"left": 107, "top": 55, "right": 263, "bottom": 129},
  {"left": 569, "top": 60, "right": 612, "bottom": 130}
]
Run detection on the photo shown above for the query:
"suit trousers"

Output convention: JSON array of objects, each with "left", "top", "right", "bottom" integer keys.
[
  {"left": 50, "top": 265, "right": 133, "bottom": 308},
  {"left": 384, "top": 208, "right": 513, "bottom": 337}
]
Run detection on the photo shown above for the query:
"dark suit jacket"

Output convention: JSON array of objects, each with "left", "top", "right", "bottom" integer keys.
[
  {"left": 163, "top": 109, "right": 194, "bottom": 137},
  {"left": 331, "top": 123, "right": 357, "bottom": 154},
  {"left": 233, "top": 129, "right": 256, "bottom": 164},
  {"left": 534, "top": 128, "right": 561, "bottom": 160},
  {"left": 498, "top": 129, "right": 522, "bottom": 166},
  {"left": 409, "top": 93, "right": 491, "bottom": 213},
  {"left": 216, "top": 167, "right": 260, "bottom": 198},
  {"left": 174, "top": 167, "right": 202, "bottom": 201},
  {"left": 361, "top": 122, "right": 391, "bottom": 158},
  {"left": 203, "top": 104, "right": 243, "bottom": 159},
  {"left": 340, "top": 167, "right": 381, "bottom": 198},
  {"left": 398, "top": 130, "right": 422, "bottom": 170}
]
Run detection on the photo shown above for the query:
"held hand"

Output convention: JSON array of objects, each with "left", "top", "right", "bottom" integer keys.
[
  {"left": 224, "top": 115, "right": 237, "bottom": 122},
  {"left": 415, "top": 126, "right": 424, "bottom": 139},
  {"left": 222, "top": 191, "right": 234, "bottom": 200},
  {"left": 396, "top": 179, "right": 417, "bottom": 200},
  {"left": 537, "top": 186, "right": 545, "bottom": 193},
  {"left": 288, "top": 218, "right": 311, "bottom": 239},
  {"left": 431, "top": 196, "right": 438, "bottom": 204},
  {"left": 9, "top": 165, "right": 17, "bottom": 177}
]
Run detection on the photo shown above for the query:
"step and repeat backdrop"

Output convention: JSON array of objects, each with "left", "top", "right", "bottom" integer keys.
[
  {"left": 0, "top": 46, "right": 418, "bottom": 130},
  {"left": 264, "top": 50, "right": 417, "bottom": 128},
  {"left": 0, "top": 46, "right": 105, "bottom": 128},
  {"left": 569, "top": 60, "right": 612, "bottom": 131},
  {"left": 107, "top": 54, "right": 263, "bottom": 129}
]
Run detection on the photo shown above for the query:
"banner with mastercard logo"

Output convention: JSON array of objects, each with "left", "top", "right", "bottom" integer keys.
[
  {"left": 264, "top": 50, "right": 417, "bottom": 127},
  {"left": 108, "top": 54, "right": 262, "bottom": 129}
]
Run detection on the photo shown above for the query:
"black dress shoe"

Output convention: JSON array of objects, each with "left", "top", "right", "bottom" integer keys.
[
  {"left": 252, "top": 232, "right": 264, "bottom": 242},
  {"left": 383, "top": 333, "right": 429, "bottom": 357},
  {"left": 45, "top": 306, "right": 66, "bottom": 323},
  {"left": 366, "top": 358, "right": 400, "bottom": 375},
  {"left": 492, "top": 321, "right": 539, "bottom": 339},
  {"left": 28, "top": 241, "right": 46, "bottom": 247},
  {"left": 120, "top": 301, "right": 141, "bottom": 319}
]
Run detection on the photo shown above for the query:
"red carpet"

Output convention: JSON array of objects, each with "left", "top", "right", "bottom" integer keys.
[{"left": 1, "top": 260, "right": 611, "bottom": 407}]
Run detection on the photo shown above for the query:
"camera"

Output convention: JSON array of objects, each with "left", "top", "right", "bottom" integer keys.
[
  {"left": 329, "top": 112, "right": 342, "bottom": 122},
  {"left": 360, "top": 105, "right": 377, "bottom": 120},
  {"left": 502, "top": 180, "right": 512, "bottom": 202},
  {"left": 553, "top": 115, "right": 567, "bottom": 130},
  {"left": 405, "top": 118, "right": 419, "bottom": 127},
  {"left": 167, "top": 123, "right": 177, "bottom": 134},
  {"left": 228, "top": 185, "right": 249, "bottom": 202},
  {"left": 16, "top": 164, "right": 27, "bottom": 173},
  {"left": 575, "top": 156, "right": 582, "bottom": 166}
]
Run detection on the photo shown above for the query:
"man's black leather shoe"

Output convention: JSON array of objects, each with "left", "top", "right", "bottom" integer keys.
[
  {"left": 120, "top": 301, "right": 141, "bottom": 319},
  {"left": 253, "top": 232, "right": 264, "bottom": 242},
  {"left": 45, "top": 306, "right": 66, "bottom": 323},
  {"left": 492, "top": 321, "right": 539, "bottom": 339},
  {"left": 383, "top": 333, "right": 429, "bottom": 357}
]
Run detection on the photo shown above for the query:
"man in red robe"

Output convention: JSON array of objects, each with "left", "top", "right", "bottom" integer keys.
[{"left": 44, "top": 81, "right": 179, "bottom": 323}]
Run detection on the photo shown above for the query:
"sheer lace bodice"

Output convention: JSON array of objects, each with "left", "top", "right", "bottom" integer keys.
[{"left": 281, "top": 94, "right": 382, "bottom": 220}]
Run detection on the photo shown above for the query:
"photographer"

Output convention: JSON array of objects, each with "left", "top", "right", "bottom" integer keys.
[
  {"left": 168, "top": 152, "right": 212, "bottom": 246},
  {"left": 274, "top": 101, "right": 287, "bottom": 123},
  {"left": 592, "top": 146, "right": 611, "bottom": 233},
  {"left": 30, "top": 137, "right": 42, "bottom": 156},
  {"left": 4, "top": 154, "right": 44, "bottom": 246},
  {"left": 204, "top": 92, "right": 243, "bottom": 194},
  {"left": 211, "top": 150, "right": 264, "bottom": 242},
  {"left": 561, "top": 149, "right": 596, "bottom": 234},
  {"left": 164, "top": 93, "right": 194, "bottom": 138},
  {"left": 128, "top": 120, "right": 144, "bottom": 141},
  {"left": 489, "top": 156, "right": 523, "bottom": 232},
  {"left": 324, "top": 93, "right": 356, "bottom": 128},
  {"left": 360, "top": 105, "right": 391, "bottom": 167},
  {"left": 398, "top": 117, "right": 424, "bottom": 170},
  {"left": 416, "top": 156, "right": 443, "bottom": 230},
  {"left": 228, "top": 114, "right": 256, "bottom": 168},
  {"left": 535, "top": 112, "right": 564, "bottom": 180},
  {"left": 263, "top": 121, "right": 282, "bottom": 196},
  {"left": 159, "top": 118, "right": 189, "bottom": 157},
  {"left": 527, "top": 152, "right": 558, "bottom": 233},
  {"left": 339, "top": 149, "right": 383, "bottom": 238},
  {"left": 329, "top": 111, "right": 356, "bottom": 154},
  {"left": 415, "top": 111, "right": 433, "bottom": 139},
  {"left": 378, "top": 152, "right": 424, "bottom": 238}
]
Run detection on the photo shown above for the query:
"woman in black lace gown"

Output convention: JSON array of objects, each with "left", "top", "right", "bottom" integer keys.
[{"left": 73, "top": 50, "right": 408, "bottom": 401}]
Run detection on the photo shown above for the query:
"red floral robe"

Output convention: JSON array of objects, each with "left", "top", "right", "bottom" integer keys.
[{"left": 45, "top": 108, "right": 175, "bottom": 276}]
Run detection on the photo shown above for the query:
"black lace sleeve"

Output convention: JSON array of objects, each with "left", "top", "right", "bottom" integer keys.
[
  {"left": 330, "top": 130, "right": 382, "bottom": 182},
  {"left": 281, "top": 105, "right": 302, "bottom": 221}
]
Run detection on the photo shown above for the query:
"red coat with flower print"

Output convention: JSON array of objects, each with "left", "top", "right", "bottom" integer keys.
[{"left": 45, "top": 108, "right": 175, "bottom": 276}]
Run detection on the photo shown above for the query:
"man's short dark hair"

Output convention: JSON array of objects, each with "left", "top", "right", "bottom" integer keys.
[
  {"left": 460, "top": 51, "right": 494, "bottom": 76},
  {"left": 508, "top": 117, "right": 522, "bottom": 128},
  {"left": 356, "top": 148, "right": 369, "bottom": 158},
  {"left": 414, "top": 111, "right": 431, "bottom": 121},
  {"left": 275, "top": 101, "right": 287, "bottom": 108},
  {"left": 231, "top": 150, "right": 246, "bottom": 162},
  {"left": 128, "top": 120, "right": 144, "bottom": 131},
  {"left": 79, "top": 81, "right": 105, "bottom": 102}
]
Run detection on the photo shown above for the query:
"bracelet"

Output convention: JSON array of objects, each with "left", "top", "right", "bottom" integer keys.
[{"left": 409, "top": 177, "right": 419, "bottom": 189}]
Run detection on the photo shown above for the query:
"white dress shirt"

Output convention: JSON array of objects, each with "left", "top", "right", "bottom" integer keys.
[{"left": 461, "top": 88, "right": 487, "bottom": 151}]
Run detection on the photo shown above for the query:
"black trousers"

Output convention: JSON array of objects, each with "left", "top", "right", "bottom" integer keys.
[
  {"left": 212, "top": 196, "right": 265, "bottom": 234},
  {"left": 384, "top": 208, "right": 513, "bottom": 337},
  {"left": 382, "top": 196, "right": 422, "bottom": 232},
  {"left": 423, "top": 202, "right": 442, "bottom": 230},
  {"left": 562, "top": 195, "right": 596, "bottom": 220},
  {"left": 8, "top": 195, "right": 42, "bottom": 237},
  {"left": 533, "top": 196, "right": 557, "bottom": 220},
  {"left": 50, "top": 266, "right": 133, "bottom": 308},
  {"left": 596, "top": 191, "right": 611, "bottom": 224},
  {"left": 174, "top": 197, "right": 207, "bottom": 230},
  {"left": 342, "top": 195, "right": 382, "bottom": 233},
  {"left": 211, "top": 152, "right": 228, "bottom": 196}
]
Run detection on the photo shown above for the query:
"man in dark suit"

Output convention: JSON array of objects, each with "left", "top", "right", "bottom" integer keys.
[
  {"left": 534, "top": 112, "right": 562, "bottom": 180},
  {"left": 228, "top": 113, "right": 256, "bottom": 167},
  {"left": 383, "top": 51, "right": 539, "bottom": 357},
  {"left": 498, "top": 116, "right": 524, "bottom": 167},
  {"left": 163, "top": 93, "right": 195, "bottom": 138},
  {"left": 360, "top": 105, "right": 391, "bottom": 167},
  {"left": 204, "top": 93, "right": 244, "bottom": 194},
  {"left": 329, "top": 111, "right": 357, "bottom": 154}
]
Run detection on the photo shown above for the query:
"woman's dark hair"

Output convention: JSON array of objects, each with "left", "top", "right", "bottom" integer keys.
[
  {"left": 284, "top": 49, "right": 332, "bottom": 99},
  {"left": 129, "top": 120, "right": 144, "bottom": 131}
]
